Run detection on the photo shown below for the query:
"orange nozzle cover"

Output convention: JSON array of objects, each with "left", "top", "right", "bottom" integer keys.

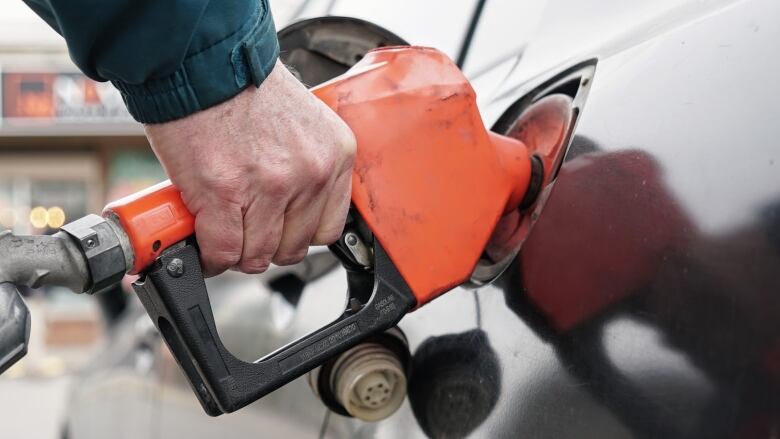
[
  {"left": 103, "top": 47, "right": 532, "bottom": 305},
  {"left": 312, "top": 47, "right": 532, "bottom": 306},
  {"left": 103, "top": 181, "right": 194, "bottom": 275}
]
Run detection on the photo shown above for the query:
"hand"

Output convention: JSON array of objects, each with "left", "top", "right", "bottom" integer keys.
[{"left": 144, "top": 60, "right": 356, "bottom": 277}]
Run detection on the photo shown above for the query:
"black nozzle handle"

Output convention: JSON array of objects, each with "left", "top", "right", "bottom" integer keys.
[
  {"left": 0, "top": 283, "right": 31, "bottom": 375},
  {"left": 132, "top": 242, "right": 414, "bottom": 416}
]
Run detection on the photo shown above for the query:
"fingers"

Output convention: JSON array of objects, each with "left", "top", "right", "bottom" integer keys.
[
  {"left": 312, "top": 169, "right": 352, "bottom": 245},
  {"left": 194, "top": 152, "right": 353, "bottom": 275},
  {"left": 237, "top": 197, "right": 285, "bottom": 273},
  {"left": 312, "top": 108, "right": 356, "bottom": 246},
  {"left": 194, "top": 201, "right": 244, "bottom": 277},
  {"left": 241, "top": 167, "right": 351, "bottom": 269},
  {"left": 269, "top": 142, "right": 353, "bottom": 265},
  {"left": 271, "top": 201, "right": 323, "bottom": 266}
]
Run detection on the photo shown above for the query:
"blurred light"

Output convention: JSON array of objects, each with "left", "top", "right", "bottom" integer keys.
[
  {"left": 29, "top": 206, "right": 48, "bottom": 229},
  {"left": 0, "top": 208, "right": 16, "bottom": 228},
  {"left": 47, "top": 206, "right": 66, "bottom": 228}
]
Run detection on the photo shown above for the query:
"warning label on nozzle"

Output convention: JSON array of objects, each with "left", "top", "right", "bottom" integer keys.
[{"left": 279, "top": 323, "right": 358, "bottom": 373}]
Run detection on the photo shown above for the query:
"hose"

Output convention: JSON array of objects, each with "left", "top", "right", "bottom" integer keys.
[{"left": 0, "top": 230, "right": 89, "bottom": 293}]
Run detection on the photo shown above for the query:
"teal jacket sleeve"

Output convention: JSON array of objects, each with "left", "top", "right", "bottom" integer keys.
[{"left": 22, "top": 0, "right": 279, "bottom": 123}]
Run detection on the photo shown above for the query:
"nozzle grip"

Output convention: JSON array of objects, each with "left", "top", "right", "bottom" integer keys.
[
  {"left": 104, "top": 180, "right": 194, "bottom": 275},
  {"left": 132, "top": 242, "right": 414, "bottom": 416}
]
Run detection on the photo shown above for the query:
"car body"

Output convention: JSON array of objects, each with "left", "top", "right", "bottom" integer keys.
[{"left": 63, "top": 0, "right": 780, "bottom": 438}]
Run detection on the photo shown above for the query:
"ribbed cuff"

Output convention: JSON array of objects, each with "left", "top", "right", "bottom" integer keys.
[{"left": 112, "top": 1, "right": 279, "bottom": 124}]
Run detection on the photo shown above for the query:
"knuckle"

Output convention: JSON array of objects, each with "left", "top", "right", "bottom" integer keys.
[
  {"left": 202, "top": 176, "right": 246, "bottom": 205},
  {"left": 258, "top": 167, "right": 292, "bottom": 198},
  {"left": 326, "top": 112, "right": 356, "bottom": 154},
  {"left": 315, "top": 154, "right": 334, "bottom": 178},
  {"left": 313, "top": 226, "right": 342, "bottom": 245},
  {"left": 206, "top": 250, "right": 241, "bottom": 272},
  {"left": 306, "top": 156, "right": 333, "bottom": 188},
  {"left": 339, "top": 129, "right": 357, "bottom": 158},
  {"left": 238, "top": 258, "right": 271, "bottom": 274},
  {"left": 273, "top": 250, "right": 307, "bottom": 266},
  {"left": 239, "top": 239, "right": 277, "bottom": 273}
]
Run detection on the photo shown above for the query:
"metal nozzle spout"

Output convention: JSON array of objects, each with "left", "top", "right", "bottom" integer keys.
[{"left": 0, "top": 230, "right": 90, "bottom": 293}]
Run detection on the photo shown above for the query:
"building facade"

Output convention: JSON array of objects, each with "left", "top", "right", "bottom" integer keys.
[{"left": 0, "top": 3, "right": 164, "bottom": 237}]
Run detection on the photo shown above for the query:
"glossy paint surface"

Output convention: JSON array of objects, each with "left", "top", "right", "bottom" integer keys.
[{"left": 368, "top": 0, "right": 780, "bottom": 436}]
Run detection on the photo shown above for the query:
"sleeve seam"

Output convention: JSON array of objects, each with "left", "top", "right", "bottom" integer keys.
[
  {"left": 114, "top": 1, "right": 267, "bottom": 98},
  {"left": 187, "top": 0, "right": 266, "bottom": 58}
]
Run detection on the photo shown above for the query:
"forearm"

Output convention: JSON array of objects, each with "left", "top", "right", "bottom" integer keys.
[{"left": 22, "top": 0, "right": 279, "bottom": 123}]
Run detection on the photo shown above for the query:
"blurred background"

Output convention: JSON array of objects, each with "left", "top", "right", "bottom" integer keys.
[{"left": 0, "top": 3, "right": 152, "bottom": 437}]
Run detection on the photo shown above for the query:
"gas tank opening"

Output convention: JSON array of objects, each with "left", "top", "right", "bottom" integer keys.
[{"left": 470, "top": 63, "right": 595, "bottom": 286}]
